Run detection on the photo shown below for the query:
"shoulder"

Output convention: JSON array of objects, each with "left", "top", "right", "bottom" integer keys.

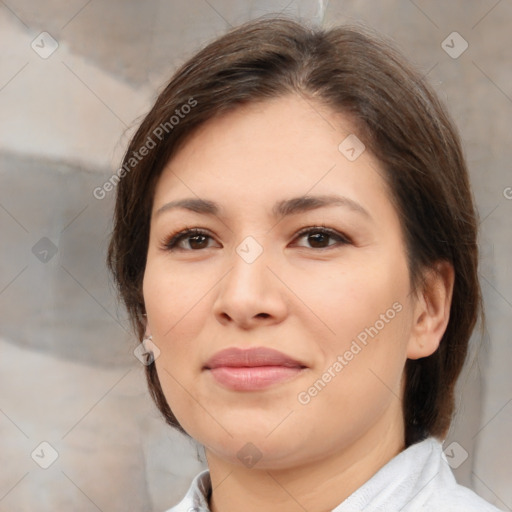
[
  {"left": 426, "top": 485, "right": 504, "bottom": 512},
  {"left": 425, "top": 472, "right": 504, "bottom": 512}
]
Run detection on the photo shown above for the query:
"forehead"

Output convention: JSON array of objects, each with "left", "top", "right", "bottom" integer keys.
[{"left": 152, "top": 94, "right": 391, "bottom": 220}]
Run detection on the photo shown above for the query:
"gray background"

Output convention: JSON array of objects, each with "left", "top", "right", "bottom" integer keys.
[{"left": 0, "top": 1, "right": 511, "bottom": 510}]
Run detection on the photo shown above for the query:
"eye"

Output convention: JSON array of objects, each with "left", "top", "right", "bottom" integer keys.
[
  {"left": 292, "top": 226, "right": 351, "bottom": 249},
  {"left": 161, "top": 225, "right": 351, "bottom": 252},
  {"left": 162, "top": 228, "right": 217, "bottom": 251}
]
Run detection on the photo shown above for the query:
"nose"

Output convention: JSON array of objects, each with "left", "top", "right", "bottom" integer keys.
[{"left": 212, "top": 243, "right": 288, "bottom": 330}]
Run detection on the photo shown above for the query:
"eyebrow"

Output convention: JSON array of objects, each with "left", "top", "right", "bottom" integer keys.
[{"left": 155, "top": 194, "right": 372, "bottom": 221}]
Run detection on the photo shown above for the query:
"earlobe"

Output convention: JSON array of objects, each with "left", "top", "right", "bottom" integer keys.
[{"left": 407, "top": 261, "right": 455, "bottom": 360}]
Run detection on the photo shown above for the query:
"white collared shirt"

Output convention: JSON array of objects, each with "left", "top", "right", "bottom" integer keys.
[{"left": 165, "top": 437, "right": 504, "bottom": 511}]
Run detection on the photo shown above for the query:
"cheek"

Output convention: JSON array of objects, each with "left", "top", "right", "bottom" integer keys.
[
  {"left": 142, "top": 259, "right": 208, "bottom": 382},
  {"left": 295, "top": 255, "right": 409, "bottom": 344},
  {"left": 143, "top": 257, "right": 210, "bottom": 334},
  {"left": 298, "top": 256, "right": 412, "bottom": 405}
]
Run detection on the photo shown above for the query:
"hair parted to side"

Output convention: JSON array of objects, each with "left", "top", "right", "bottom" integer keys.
[{"left": 107, "top": 16, "right": 482, "bottom": 447}]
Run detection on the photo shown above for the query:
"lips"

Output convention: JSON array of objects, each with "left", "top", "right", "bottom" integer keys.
[
  {"left": 203, "top": 346, "right": 306, "bottom": 370},
  {"left": 203, "top": 347, "right": 307, "bottom": 391}
]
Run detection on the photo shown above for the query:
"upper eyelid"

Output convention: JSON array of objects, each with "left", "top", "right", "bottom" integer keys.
[{"left": 295, "top": 225, "right": 349, "bottom": 239}]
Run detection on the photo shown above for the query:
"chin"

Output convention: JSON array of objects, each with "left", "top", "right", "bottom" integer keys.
[{"left": 197, "top": 421, "right": 312, "bottom": 469}]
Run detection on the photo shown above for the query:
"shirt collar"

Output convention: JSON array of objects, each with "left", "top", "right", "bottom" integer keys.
[
  {"left": 333, "top": 436, "right": 445, "bottom": 511},
  {"left": 171, "top": 469, "right": 211, "bottom": 511}
]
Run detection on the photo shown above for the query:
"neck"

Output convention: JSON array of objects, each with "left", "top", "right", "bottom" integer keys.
[{"left": 205, "top": 406, "right": 405, "bottom": 512}]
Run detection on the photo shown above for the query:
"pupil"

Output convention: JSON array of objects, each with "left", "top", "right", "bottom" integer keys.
[
  {"left": 190, "top": 235, "right": 207, "bottom": 249},
  {"left": 310, "top": 233, "right": 327, "bottom": 247}
]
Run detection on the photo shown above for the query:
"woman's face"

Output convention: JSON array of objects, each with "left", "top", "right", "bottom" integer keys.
[{"left": 143, "top": 94, "right": 418, "bottom": 470}]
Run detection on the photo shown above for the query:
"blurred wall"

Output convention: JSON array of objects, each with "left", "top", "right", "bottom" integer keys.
[{"left": 1, "top": 1, "right": 511, "bottom": 511}]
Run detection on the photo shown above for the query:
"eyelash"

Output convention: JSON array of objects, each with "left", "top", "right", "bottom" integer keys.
[{"left": 161, "top": 225, "right": 352, "bottom": 252}]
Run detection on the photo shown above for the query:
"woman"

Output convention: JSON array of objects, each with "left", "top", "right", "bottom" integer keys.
[{"left": 107, "top": 16, "right": 503, "bottom": 512}]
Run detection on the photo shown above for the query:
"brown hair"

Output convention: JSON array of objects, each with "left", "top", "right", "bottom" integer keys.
[{"left": 107, "top": 16, "right": 482, "bottom": 447}]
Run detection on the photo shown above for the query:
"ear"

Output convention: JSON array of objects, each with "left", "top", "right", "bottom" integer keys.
[{"left": 407, "top": 261, "right": 454, "bottom": 360}]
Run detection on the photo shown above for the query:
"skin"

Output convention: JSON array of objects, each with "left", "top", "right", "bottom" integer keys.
[{"left": 143, "top": 94, "right": 454, "bottom": 512}]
